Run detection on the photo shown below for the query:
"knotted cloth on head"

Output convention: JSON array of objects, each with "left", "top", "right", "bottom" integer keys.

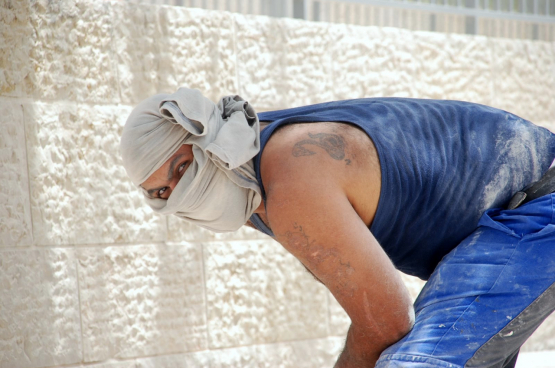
[{"left": 120, "top": 87, "right": 262, "bottom": 233}]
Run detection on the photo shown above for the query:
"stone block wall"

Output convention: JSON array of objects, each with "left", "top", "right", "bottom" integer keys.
[{"left": 0, "top": 1, "right": 554, "bottom": 367}]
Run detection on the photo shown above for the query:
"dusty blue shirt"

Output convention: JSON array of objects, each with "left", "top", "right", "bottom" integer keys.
[{"left": 250, "top": 98, "right": 555, "bottom": 279}]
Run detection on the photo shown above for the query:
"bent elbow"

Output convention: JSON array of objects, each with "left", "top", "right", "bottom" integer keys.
[{"left": 388, "top": 305, "right": 415, "bottom": 343}]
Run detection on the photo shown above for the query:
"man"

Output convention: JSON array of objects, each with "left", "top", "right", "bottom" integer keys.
[{"left": 121, "top": 87, "right": 555, "bottom": 368}]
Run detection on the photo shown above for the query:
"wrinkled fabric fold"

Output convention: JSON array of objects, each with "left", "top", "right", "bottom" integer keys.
[{"left": 120, "top": 87, "right": 261, "bottom": 232}]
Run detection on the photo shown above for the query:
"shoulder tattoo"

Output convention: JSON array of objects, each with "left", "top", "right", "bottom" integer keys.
[{"left": 292, "top": 132, "right": 346, "bottom": 160}]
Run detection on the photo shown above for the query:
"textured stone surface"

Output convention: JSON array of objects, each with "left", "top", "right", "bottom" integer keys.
[
  {"left": 136, "top": 350, "right": 211, "bottom": 368},
  {"left": 333, "top": 25, "right": 492, "bottom": 102},
  {"left": 409, "top": 32, "right": 493, "bottom": 104},
  {"left": 522, "top": 311, "right": 555, "bottom": 352},
  {"left": 204, "top": 239, "right": 329, "bottom": 348},
  {"left": 64, "top": 362, "right": 136, "bottom": 368},
  {"left": 167, "top": 216, "right": 270, "bottom": 243},
  {"left": 113, "top": 4, "right": 238, "bottom": 105},
  {"left": 233, "top": 14, "right": 289, "bottom": 110},
  {"left": 331, "top": 26, "right": 421, "bottom": 100},
  {"left": 235, "top": 14, "right": 335, "bottom": 110},
  {"left": 211, "top": 337, "right": 344, "bottom": 367},
  {"left": 491, "top": 39, "right": 555, "bottom": 124},
  {"left": 328, "top": 291, "right": 351, "bottom": 337},
  {"left": 332, "top": 25, "right": 490, "bottom": 103},
  {"left": 0, "top": 248, "right": 81, "bottom": 368},
  {"left": 535, "top": 121, "right": 555, "bottom": 134},
  {"left": 0, "top": 0, "right": 34, "bottom": 97},
  {"left": 275, "top": 16, "right": 334, "bottom": 107},
  {"left": 77, "top": 243, "right": 206, "bottom": 362},
  {"left": 516, "top": 351, "right": 555, "bottom": 367},
  {"left": 1, "top": 0, "right": 118, "bottom": 102},
  {"left": 24, "top": 102, "right": 166, "bottom": 246},
  {"left": 135, "top": 337, "right": 344, "bottom": 367},
  {"left": 400, "top": 273, "right": 426, "bottom": 302},
  {"left": 0, "top": 98, "right": 32, "bottom": 247}
]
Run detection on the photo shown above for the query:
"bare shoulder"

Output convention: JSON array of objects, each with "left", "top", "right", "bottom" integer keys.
[
  {"left": 263, "top": 122, "right": 372, "bottom": 164},
  {"left": 260, "top": 122, "right": 381, "bottom": 226}
]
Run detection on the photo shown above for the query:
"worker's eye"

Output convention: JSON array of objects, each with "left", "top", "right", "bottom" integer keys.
[
  {"left": 178, "top": 162, "right": 187, "bottom": 174},
  {"left": 158, "top": 187, "right": 169, "bottom": 198}
]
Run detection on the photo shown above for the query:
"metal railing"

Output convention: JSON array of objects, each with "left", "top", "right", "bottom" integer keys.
[{"left": 137, "top": 0, "right": 555, "bottom": 40}]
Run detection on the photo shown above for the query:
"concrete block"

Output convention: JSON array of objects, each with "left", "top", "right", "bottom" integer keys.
[
  {"left": 204, "top": 239, "right": 329, "bottom": 348},
  {"left": 136, "top": 350, "right": 211, "bottom": 368},
  {"left": 1, "top": 0, "right": 118, "bottom": 102},
  {"left": 409, "top": 32, "right": 493, "bottom": 104},
  {"left": 137, "top": 339, "right": 342, "bottom": 368},
  {"left": 235, "top": 15, "right": 335, "bottom": 110},
  {"left": 522, "top": 311, "right": 555, "bottom": 352},
  {"left": 113, "top": 4, "right": 238, "bottom": 106},
  {"left": 332, "top": 27, "right": 492, "bottom": 104},
  {"left": 328, "top": 291, "right": 351, "bottom": 337},
  {"left": 0, "top": 99, "right": 32, "bottom": 246},
  {"left": 331, "top": 26, "right": 420, "bottom": 101},
  {"left": 535, "top": 121, "right": 555, "bottom": 134},
  {"left": 23, "top": 102, "right": 166, "bottom": 246},
  {"left": 77, "top": 243, "right": 206, "bottom": 362},
  {"left": 274, "top": 17, "right": 335, "bottom": 107},
  {"left": 63, "top": 362, "right": 136, "bottom": 368},
  {"left": 0, "top": 0, "right": 34, "bottom": 97},
  {"left": 0, "top": 248, "right": 81, "bottom": 368},
  {"left": 211, "top": 337, "right": 344, "bottom": 368},
  {"left": 491, "top": 39, "right": 555, "bottom": 124},
  {"left": 167, "top": 216, "right": 270, "bottom": 243},
  {"left": 516, "top": 351, "right": 555, "bottom": 368},
  {"left": 400, "top": 272, "right": 426, "bottom": 302},
  {"left": 233, "top": 14, "right": 289, "bottom": 110}
]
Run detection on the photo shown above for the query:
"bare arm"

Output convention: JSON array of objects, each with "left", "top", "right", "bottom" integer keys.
[{"left": 260, "top": 125, "right": 414, "bottom": 367}]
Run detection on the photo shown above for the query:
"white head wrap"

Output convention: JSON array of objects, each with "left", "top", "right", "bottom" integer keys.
[{"left": 120, "top": 87, "right": 262, "bottom": 233}]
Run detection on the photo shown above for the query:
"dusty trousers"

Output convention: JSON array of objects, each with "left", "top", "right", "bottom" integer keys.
[{"left": 376, "top": 194, "right": 555, "bottom": 368}]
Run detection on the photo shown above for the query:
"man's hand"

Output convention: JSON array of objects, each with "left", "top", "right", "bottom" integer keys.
[{"left": 260, "top": 123, "right": 414, "bottom": 367}]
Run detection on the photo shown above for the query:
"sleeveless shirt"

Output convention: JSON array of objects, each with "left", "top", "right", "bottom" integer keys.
[{"left": 249, "top": 98, "right": 555, "bottom": 280}]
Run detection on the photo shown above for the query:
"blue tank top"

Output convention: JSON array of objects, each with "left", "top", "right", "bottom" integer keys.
[{"left": 249, "top": 98, "right": 555, "bottom": 280}]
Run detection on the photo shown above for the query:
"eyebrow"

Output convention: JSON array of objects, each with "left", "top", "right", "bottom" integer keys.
[{"left": 144, "top": 154, "right": 185, "bottom": 197}]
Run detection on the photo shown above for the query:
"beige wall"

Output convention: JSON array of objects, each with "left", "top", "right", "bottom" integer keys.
[
  {"left": 146, "top": 0, "right": 555, "bottom": 41},
  {"left": 1, "top": 1, "right": 554, "bottom": 367}
]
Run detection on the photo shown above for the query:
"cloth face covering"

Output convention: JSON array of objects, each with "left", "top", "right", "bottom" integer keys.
[{"left": 120, "top": 87, "right": 262, "bottom": 232}]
